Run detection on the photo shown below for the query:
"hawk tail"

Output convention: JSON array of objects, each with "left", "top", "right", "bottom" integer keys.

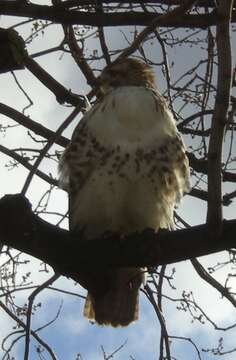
[{"left": 83, "top": 268, "right": 143, "bottom": 327}]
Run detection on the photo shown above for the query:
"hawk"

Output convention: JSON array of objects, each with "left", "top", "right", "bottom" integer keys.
[{"left": 59, "top": 58, "right": 190, "bottom": 327}]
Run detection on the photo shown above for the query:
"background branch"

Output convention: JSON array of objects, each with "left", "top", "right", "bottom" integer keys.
[
  {"left": 0, "top": 2, "right": 235, "bottom": 28},
  {"left": 207, "top": 0, "right": 233, "bottom": 227}
]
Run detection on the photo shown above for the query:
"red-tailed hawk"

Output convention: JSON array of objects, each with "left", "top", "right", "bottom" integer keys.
[{"left": 59, "top": 58, "right": 190, "bottom": 327}]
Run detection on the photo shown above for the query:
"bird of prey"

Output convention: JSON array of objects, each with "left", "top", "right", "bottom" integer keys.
[{"left": 59, "top": 58, "right": 190, "bottom": 327}]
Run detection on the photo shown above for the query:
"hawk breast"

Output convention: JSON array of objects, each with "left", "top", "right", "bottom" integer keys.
[
  {"left": 59, "top": 86, "right": 190, "bottom": 236},
  {"left": 87, "top": 86, "right": 176, "bottom": 147}
]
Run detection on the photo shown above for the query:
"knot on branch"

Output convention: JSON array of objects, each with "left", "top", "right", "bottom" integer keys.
[
  {"left": 0, "top": 28, "right": 27, "bottom": 73},
  {"left": 0, "top": 193, "right": 33, "bottom": 243}
]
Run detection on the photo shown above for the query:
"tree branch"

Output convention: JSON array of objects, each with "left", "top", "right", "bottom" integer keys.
[
  {"left": 0, "top": 145, "right": 58, "bottom": 187},
  {"left": 0, "top": 194, "right": 235, "bottom": 287},
  {"left": 23, "top": 56, "right": 83, "bottom": 106},
  {"left": 207, "top": 0, "right": 233, "bottom": 227},
  {"left": 21, "top": 103, "right": 82, "bottom": 195},
  {"left": 0, "top": 2, "right": 235, "bottom": 28},
  {"left": 188, "top": 152, "right": 236, "bottom": 183},
  {"left": 0, "top": 103, "right": 68, "bottom": 147},
  {"left": 0, "top": 27, "right": 84, "bottom": 106},
  {"left": 116, "top": 0, "right": 198, "bottom": 61},
  {"left": 0, "top": 300, "right": 58, "bottom": 360},
  {"left": 65, "top": 25, "right": 97, "bottom": 86},
  {"left": 59, "top": 0, "right": 235, "bottom": 8},
  {"left": 0, "top": 28, "right": 25, "bottom": 73}
]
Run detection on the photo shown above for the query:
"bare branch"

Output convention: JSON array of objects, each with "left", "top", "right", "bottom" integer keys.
[
  {"left": 144, "top": 284, "right": 171, "bottom": 360},
  {"left": 116, "top": 0, "right": 197, "bottom": 61},
  {"left": 23, "top": 56, "right": 83, "bottom": 106},
  {"left": 24, "top": 274, "right": 59, "bottom": 360},
  {"left": 21, "top": 104, "right": 82, "bottom": 195},
  {"left": 0, "top": 103, "right": 68, "bottom": 147},
  {"left": 191, "top": 258, "right": 236, "bottom": 308},
  {"left": 207, "top": 0, "right": 233, "bottom": 227},
  {"left": 0, "top": 300, "right": 58, "bottom": 360},
  {"left": 0, "top": 144, "right": 58, "bottom": 187},
  {"left": 0, "top": 2, "right": 235, "bottom": 28}
]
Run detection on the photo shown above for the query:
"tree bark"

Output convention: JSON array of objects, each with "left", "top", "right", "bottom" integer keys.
[
  {"left": 0, "top": 194, "right": 235, "bottom": 285},
  {"left": 0, "top": 2, "right": 235, "bottom": 28}
]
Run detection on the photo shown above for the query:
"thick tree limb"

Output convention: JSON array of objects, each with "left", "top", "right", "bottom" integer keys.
[
  {"left": 0, "top": 194, "right": 235, "bottom": 285},
  {"left": 59, "top": 0, "right": 235, "bottom": 8},
  {"left": 0, "top": 2, "right": 235, "bottom": 28},
  {"left": 207, "top": 1, "right": 233, "bottom": 227},
  {"left": 0, "top": 28, "right": 26, "bottom": 73}
]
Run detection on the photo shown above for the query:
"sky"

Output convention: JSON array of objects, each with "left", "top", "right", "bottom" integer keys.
[{"left": 0, "top": 2, "right": 236, "bottom": 360}]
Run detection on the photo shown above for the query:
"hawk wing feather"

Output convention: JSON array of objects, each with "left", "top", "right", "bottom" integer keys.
[{"left": 59, "top": 85, "right": 190, "bottom": 326}]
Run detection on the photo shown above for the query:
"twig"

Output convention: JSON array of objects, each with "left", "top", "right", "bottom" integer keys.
[
  {"left": 24, "top": 273, "right": 59, "bottom": 360},
  {"left": 21, "top": 103, "right": 82, "bottom": 195},
  {"left": 65, "top": 25, "right": 96, "bottom": 86},
  {"left": 144, "top": 284, "right": 171, "bottom": 360},
  {"left": 116, "top": 0, "right": 197, "bottom": 61},
  {"left": 169, "top": 335, "right": 202, "bottom": 360},
  {"left": 0, "top": 300, "right": 58, "bottom": 360},
  {"left": 0, "top": 102, "right": 68, "bottom": 147},
  {"left": 191, "top": 258, "right": 236, "bottom": 308},
  {"left": 0, "top": 144, "right": 58, "bottom": 187},
  {"left": 11, "top": 71, "right": 33, "bottom": 114}
]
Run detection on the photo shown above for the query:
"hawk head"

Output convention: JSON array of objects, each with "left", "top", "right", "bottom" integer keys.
[{"left": 99, "top": 58, "right": 156, "bottom": 93}]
